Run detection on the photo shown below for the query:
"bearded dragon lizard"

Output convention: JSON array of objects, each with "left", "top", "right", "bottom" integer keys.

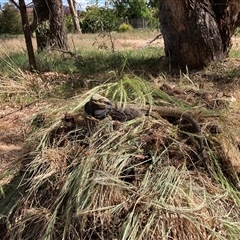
[
  {"left": 84, "top": 93, "right": 201, "bottom": 133},
  {"left": 86, "top": 94, "right": 203, "bottom": 143},
  {"left": 84, "top": 93, "right": 209, "bottom": 174}
]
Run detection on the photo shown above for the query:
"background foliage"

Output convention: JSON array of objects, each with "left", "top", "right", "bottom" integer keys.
[
  {"left": 0, "top": 3, "right": 22, "bottom": 34},
  {"left": 0, "top": 1, "right": 159, "bottom": 35},
  {"left": 80, "top": 7, "right": 121, "bottom": 33}
]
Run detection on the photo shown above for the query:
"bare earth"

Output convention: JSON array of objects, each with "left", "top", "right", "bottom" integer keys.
[{"left": 0, "top": 102, "right": 48, "bottom": 182}]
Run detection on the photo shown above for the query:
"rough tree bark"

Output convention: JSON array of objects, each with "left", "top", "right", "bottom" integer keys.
[
  {"left": 67, "top": 0, "right": 81, "bottom": 33},
  {"left": 160, "top": 0, "right": 240, "bottom": 69},
  {"left": 49, "top": 0, "right": 69, "bottom": 50},
  {"left": 10, "top": 0, "right": 37, "bottom": 70},
  {"left": 32, "top": 0, "right": 69, "bottom": 51}
]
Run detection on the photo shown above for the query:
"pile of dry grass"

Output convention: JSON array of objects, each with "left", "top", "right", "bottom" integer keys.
[{"left": 1, "top": 78, "right": 240, "bottom": 240}]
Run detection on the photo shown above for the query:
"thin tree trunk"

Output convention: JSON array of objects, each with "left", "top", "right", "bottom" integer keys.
[
  {"left": 12, "top": 0, "right": 37, "bottom": 70},
  {"left": 67, "top": 0, "right": 81, "bottom": 33},
  {"left": 49, "top": 0, "right": 69, "bottom": 50},
  {"left": 160, "top": 0, "right": 240, "bottom": 69}
]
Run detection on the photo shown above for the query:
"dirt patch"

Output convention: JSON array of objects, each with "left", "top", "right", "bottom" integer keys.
[{"left": 0, "top": 102, "right": 48, "bottom": 177}]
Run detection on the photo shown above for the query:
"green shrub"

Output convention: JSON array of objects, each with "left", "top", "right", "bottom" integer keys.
[
  {"left": 234, "top": 27, "right": 240, "bottom": 36},
  {"left": 118, "top": 23, "right": 133, "bottom": 32},
  {"left": 81, "top": 7, "right": 120, "bottom": 33},
  {"left": 65, "top": 15, "right": 74, "bottom": 33},
  {"left": 0, "top": 3, "right": 22, "bottom": 34}
]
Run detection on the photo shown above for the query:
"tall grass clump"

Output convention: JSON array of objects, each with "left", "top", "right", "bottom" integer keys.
[
  {"left": 1, "top": 79, "right": 240, "bottom": 239},
  {"left": 0, "top": 52, "right": 29, "bottom": 75},
  {"left": 0, "top": 71, "right": 48, "bottom": 105}
]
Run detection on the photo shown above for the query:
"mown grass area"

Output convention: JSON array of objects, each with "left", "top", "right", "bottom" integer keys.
[{"left": 1, "top": 31, "right": 240, "bottom": 239}]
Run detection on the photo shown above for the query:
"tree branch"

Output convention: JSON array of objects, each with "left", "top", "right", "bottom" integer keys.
[{"left": 9, "top": 0, "right": 20, "bottom": 9}]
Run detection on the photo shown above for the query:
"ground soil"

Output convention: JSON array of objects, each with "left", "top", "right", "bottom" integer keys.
[{"left": 0, "top": 102, "right": 49, "bottom": 183}]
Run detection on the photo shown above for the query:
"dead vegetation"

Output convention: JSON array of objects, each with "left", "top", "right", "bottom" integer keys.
[{"left": 1, "top": 33, "right": 240, "bottom": 239}]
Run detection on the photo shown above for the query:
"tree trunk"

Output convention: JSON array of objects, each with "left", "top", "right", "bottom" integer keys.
[
  {"left": 67, "top": 0, "right": 81, "bottom": 33},
  {"left": 11, "top": 0, "right": 37, "bottom": 70},
  {"left": 49, "top": 0, "right": 69, "bottom": 50},
  {"left": 160, "top": 0, "right": 240, "bottom": 69},
  {"left": 32, "top": 0, "right": 69, "bottom": 51}
]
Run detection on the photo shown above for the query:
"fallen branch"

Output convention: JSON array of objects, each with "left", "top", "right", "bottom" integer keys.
[
  {"left": 45, "top": 46, "right": 83, "bottom": 60},
  {"left": 142, "top": 34, "right": 162, "bottom": 49}
]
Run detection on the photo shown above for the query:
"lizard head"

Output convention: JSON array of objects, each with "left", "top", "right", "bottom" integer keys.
[
  {"left": 84, "top": 93, "right": 113, "bottom": 119},
  {"left": 90, "top": 93, "right": 112, "bottom": 109}
]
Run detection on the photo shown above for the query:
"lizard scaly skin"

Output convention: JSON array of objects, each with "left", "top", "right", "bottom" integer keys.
[
  {"left": 84, "top": 94, "right": 205, "bottom": 159},
  {"left": 85, "top": 94, "right": 201, "bottom": 132},
  {"left": 110, "top": 104, "right": 201, "bottom": 134}
]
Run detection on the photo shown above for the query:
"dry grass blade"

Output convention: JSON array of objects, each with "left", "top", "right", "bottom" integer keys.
[{"left": 1, "top": 80, "right": 240, "bottom": 240}]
